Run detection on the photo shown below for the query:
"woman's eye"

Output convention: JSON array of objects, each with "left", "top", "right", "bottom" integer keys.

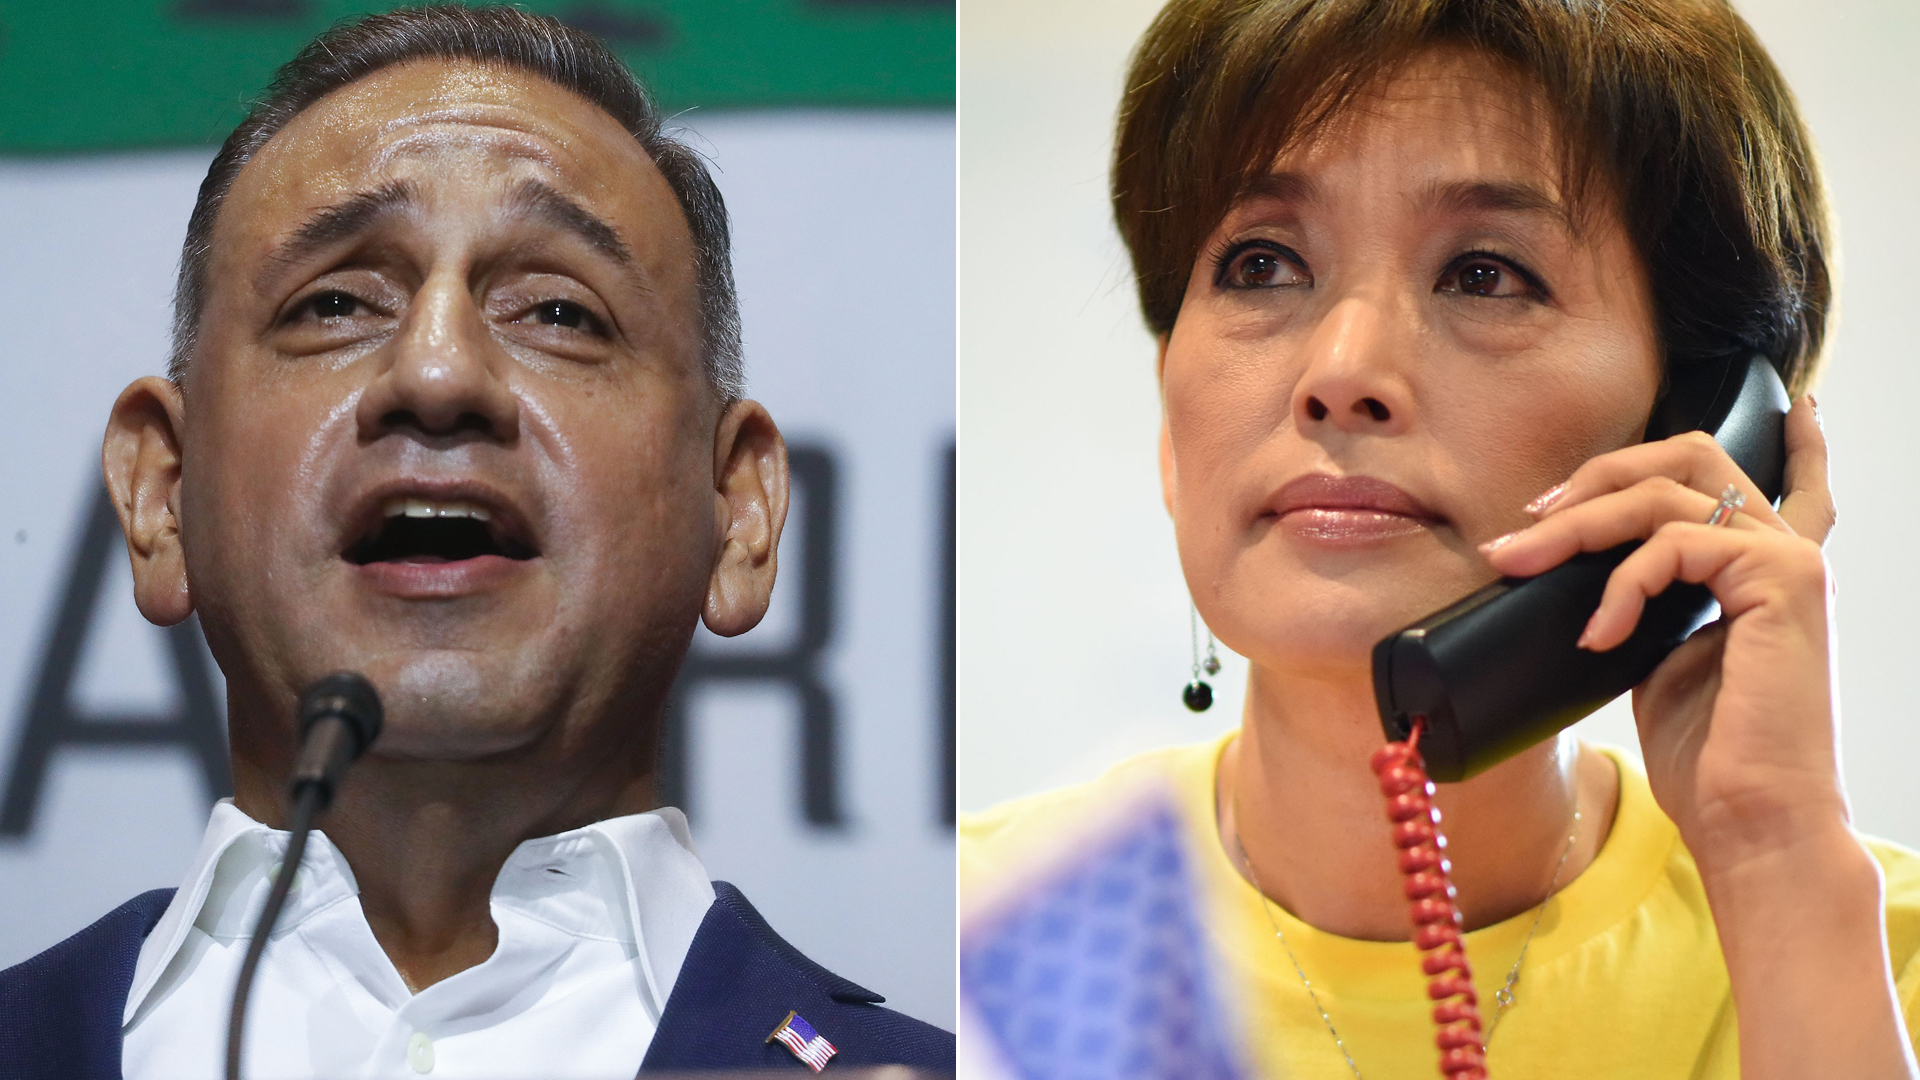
[
  {"left": 530, "top": 299, "right": 601, "bottom": 332},
  {"left": 1438, "top": 256, "right": 1542, "bottom": 300},
  {"left": 1220, "top": 244, "right": 1310, "bottom": 290}
]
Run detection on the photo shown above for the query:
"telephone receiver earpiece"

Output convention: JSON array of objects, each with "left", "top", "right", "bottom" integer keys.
[{"left": 1371, "top": 354, "right": 1790, "bottom": 782}]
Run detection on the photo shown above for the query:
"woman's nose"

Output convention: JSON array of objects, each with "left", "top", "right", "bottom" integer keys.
[
  {"left": 355, "top": 270, "right": 520, "bottom": 444},
  {"left": 1292, "top": 295, "right": 1415, "bottom": 436}
]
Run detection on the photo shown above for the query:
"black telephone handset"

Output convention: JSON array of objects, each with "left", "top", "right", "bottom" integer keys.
[{"left": 1371, "top": 354, "right": 1790, "bottom": 783}]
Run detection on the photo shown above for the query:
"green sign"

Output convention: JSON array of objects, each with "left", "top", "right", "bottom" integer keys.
[{"left": 0, "top": 0, "right": 953, "bottom": 153}]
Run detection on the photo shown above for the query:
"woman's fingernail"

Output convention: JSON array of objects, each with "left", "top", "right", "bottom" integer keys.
[
  {"left": 1575, "top": 625, "right": 1594, "bottom": 650},
  {"left": 1479, "top": 530, "right": 1523, "bottom": 554},
  {"left": 1525, "top": 483, "right": 1567, "bottom": 515}
]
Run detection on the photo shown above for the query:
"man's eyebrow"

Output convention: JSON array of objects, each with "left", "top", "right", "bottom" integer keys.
[
  {"left": 1427, "top": 179, "right": 1570, "bottom": 224},
  {"left": 270, "top": 180, "right": 420, "bottom": 268},
  {"left": 504, "top": 179, "right": 633, "bottom": 266}
]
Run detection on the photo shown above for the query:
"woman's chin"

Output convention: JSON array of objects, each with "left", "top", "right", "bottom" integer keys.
[
  {"left": 1234, "top": 621, "right": 1392, "bottom": 679},
  {"left": 1210, "top": 570, "right": 1494, "bottom": 679}
]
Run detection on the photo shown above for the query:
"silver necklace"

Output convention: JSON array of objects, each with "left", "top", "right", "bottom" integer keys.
[{"left": 1231, "top": 799, "right": 1581, "bottom": 1080}]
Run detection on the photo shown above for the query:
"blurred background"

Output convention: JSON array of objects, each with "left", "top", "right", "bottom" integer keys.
[
  {"left": 0, "top": 0, "right": 955, "bottom": 1029},
  {"left": 957, "top": 0, "right": 1920, "bottom": 860}
]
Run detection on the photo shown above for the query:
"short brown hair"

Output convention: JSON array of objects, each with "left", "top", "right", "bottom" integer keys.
[
  {"left": 172, "top": 5, "right": 743, "bottom": 400},
  {"left": 1112, "top": 0, "right": 1830, "bottom": 395}
]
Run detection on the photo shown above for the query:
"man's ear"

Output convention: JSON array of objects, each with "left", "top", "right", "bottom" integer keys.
[
  {"left": 702, "top": 399, "right": 789, "bottom": 638},
  {"left": 1155, "top": 334, "right": 1176, "bottom": 517},
  {"left": 102, "top": 376, "right": 193, "bottom": 626}
]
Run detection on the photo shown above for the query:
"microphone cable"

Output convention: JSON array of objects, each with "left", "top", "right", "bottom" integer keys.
[{"left": 225, "top": 673, "right": 383, "bottom": 1080}]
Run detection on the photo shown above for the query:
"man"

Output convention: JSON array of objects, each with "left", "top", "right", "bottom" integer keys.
[{"left": 0, "top": 7, "right": 952, "bottom": 1076}]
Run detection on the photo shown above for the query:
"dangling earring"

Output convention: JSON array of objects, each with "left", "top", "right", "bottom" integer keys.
[{"left": 1184, "top": 604, "right": 1221, "bottom": 712}]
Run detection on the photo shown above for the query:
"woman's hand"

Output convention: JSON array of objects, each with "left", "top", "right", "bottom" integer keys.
[
  {"left": 1480, "top": 395, "right": 1843, "bottom": 871},
  {"left": 1482, "top": 396, "right": 1918, "bottom": 1080}
]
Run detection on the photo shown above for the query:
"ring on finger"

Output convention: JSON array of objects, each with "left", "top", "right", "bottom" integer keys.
[{"left": 1705, "top": 484, "right": 1746, "bottom": 527}]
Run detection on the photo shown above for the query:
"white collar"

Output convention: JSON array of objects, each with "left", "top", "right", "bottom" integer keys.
[{"left": 123, "top": 800, "right": 715, "bottom": 1025}]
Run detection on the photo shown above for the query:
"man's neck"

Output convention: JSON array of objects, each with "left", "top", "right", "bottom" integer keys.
[{"left": 230, "top": 748, "right": 658, "bottom": 992}]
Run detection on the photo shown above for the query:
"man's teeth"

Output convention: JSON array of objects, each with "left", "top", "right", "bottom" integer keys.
[{"left": 380, "top": 497, "right": 492, "bottom": 522}]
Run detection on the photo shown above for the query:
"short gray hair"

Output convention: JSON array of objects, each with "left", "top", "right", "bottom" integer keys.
[{"left": 169, "top": 4, "right": 743, "bottom": 401}]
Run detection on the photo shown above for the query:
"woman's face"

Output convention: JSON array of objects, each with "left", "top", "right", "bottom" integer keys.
[{"left": 1161, "top": 50, "right": 1661, "bottom": 679}]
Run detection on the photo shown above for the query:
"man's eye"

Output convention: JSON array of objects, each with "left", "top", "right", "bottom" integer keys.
[
  {"left": 531, "top": 300, "right": 598, "bottom": 331},
  {"left": 1218, "top": 243, "right": 1310, "bottom": 290},
  {"left": 305, "top": 290, "right": 361, "bottom": 319},
  {"left": 1438, "top": 256, "right": 1543, "bottom": 300}
]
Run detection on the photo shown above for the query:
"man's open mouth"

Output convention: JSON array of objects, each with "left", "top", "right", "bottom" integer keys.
[{"left": 344, "top": 498, "right": 538, "bottom": 565}]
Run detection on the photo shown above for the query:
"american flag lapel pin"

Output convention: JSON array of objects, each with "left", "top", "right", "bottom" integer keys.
[{"left": 766, "top": 1010, "right": 838, "bottom": 1072}]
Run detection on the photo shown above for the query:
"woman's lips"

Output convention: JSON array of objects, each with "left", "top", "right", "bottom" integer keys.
[
  {"left": 1266, "top": 474, "right": 1441, "bottom": 545},
  {"left": 1281, "top": 507, "right": 1433, "bottom": 543}
]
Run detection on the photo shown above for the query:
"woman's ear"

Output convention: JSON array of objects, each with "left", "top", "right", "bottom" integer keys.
[
  {"left": 1156, "top": 335, "right": 1176, "bottom": 517},
  {"left": 102, "top": 377, "right": 194, "bottom": 626},
  {"left": 702, "top": 399, "right": 790, "bottom": 638}
]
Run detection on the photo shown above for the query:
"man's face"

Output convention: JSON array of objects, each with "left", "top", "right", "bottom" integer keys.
[{"left": 177, "top": 59, "right": 719, "bottom": 761}]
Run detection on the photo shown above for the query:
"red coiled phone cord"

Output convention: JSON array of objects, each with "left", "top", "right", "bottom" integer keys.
[{"left": 1370, "top": 716, "right": 1489, "bottom": 1079}]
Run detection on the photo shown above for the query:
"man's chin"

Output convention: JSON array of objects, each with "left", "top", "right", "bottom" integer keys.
[
  {"left": 364, "top": 718, "right": 551, "bottom": 762},
  {"left": 336, "top": 652, "right": 565, "bottom": 760}
]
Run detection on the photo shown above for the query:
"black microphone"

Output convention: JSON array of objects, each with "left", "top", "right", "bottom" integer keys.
[{"left": 226, "top": 673, "right": 383, "bottom": 1080}]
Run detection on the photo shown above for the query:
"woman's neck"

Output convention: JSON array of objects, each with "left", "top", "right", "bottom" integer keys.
[{"left": 1218, "top": 661, "right": 1619, "bottom": 939}]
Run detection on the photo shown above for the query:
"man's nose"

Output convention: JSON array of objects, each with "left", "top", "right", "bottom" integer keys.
[
  {"left": 1291, "top": 294, "right": 1416, "bottom": 436},
  {"left": 355, "top": 269, "right": 520, "bottom": 444}
]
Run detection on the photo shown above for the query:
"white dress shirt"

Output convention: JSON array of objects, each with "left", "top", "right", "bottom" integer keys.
[{"left": 121, "top": 800, "right": 716, "bottom": 1080}]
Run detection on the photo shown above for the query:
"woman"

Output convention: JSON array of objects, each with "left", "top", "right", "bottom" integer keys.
[{"left": 960, "top": 1, "right": 1920, "bottom": 1078}]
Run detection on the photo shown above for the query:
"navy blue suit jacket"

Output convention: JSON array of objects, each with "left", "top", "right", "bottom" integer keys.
[{"left": 0, "top": 881, "right": 952, "bottom": 1077}]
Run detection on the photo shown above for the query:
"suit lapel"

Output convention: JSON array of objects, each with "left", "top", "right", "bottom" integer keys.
[
  {"left": 639, "top": 881, "right": 880, "bottom": 1072},
  {"left": 0, "top": 887, "right": 173, "bottom": 1080}
]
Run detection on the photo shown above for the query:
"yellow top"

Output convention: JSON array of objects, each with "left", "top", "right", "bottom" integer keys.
[{"left": 960, "top": 734, "right": 1920, "bottom": 1079}]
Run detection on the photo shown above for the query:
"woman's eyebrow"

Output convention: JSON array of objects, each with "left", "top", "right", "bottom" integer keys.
[
  {"left": 1240, "top": 170, "right": 1317, "bottom": 206},
  {"left": 1424, "top": 178, "right": 1569, "bottom": 225}
]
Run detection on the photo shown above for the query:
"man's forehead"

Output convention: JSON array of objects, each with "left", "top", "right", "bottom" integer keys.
[
  {"left": 221, "top": 59, "right": 677, "bottom": 252},
  {"left": 369, "top": 104, "right": 569, "bottom": 172}
]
